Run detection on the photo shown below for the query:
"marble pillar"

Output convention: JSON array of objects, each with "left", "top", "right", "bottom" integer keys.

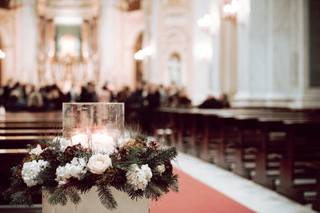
[{"left": 233, "top": 0, "right": 320, "bottom": 108}]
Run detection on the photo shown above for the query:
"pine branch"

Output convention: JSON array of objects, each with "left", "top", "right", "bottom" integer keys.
[
  {"left": 145, "top": 147, "right": 177, "bottom": 166},
  {"left": 10, "top": 191, "right": 33, "bottom": 205},
  {"left": 97, "top": 185, "right": 117, "bottom": 210},
  {"left": 168, "top": 175, "right": 179, "bottom": 192},
  {"left": 145, "top": 183, "right": 163, "bottom": 200},
  {"left": 48, "top": 188, "right": 68, "bottom": 206},
  {"left": 66, "top": 187, "right": 81, "bottom": 205},
  {"left": 126, "top": 188, "right": 144, "bottom": 200}
]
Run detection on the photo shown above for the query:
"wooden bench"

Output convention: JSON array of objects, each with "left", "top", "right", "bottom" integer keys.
[
  {"left": 0, "top": 112, "right": 62, "bottom": 205},
  {"left": 155, "top": 107, "right": 320, "bottom": 210}
]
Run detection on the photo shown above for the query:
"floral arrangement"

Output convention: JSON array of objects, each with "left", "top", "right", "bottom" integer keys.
[{"left": 5, "top": 131, "right": 178, "bottom": 210}]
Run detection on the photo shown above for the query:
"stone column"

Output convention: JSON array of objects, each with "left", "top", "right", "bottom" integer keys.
[
  {"left": 292, "top": 0, "right": 320, "bottom": 108},
  {"left": 15, "top": 0, "right": 38, "bottom": 84},
  {"left": 37, "top": 16, "right": 46, "bottom": 84},
  {"left": 234, "top": 0, "right": 302, "bottom": 107},
  {"left": 91, "top": 18, "right": 100, "bottom": 83}
]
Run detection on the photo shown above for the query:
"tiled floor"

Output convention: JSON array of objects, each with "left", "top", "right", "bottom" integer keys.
[{"left": 174, "top": 152, "right": 315, "bottom": 213}]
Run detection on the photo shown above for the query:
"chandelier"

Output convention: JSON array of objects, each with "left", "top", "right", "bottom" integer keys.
[
  {"left": 222, "top": 0, "right": 239, "bottom": 20},
  {"left": 0, "top": 49, "right": 5, "bottom": 59}
]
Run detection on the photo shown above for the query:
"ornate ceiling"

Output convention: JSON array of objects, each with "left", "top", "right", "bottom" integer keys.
[{"left": 37, "top": 0, "right": 100, "bottom": 19}]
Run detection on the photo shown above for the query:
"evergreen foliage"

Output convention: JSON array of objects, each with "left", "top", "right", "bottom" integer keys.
[{"left": 4, "top": 132, "right": 179, "bottom": 210}]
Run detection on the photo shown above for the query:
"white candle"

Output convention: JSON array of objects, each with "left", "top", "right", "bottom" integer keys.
[
  {"left": 91, "top": 132, "right": 115, "bottom": 154},
  {"left": 71, "top": 133, "right": 89, "bottom": 148}
]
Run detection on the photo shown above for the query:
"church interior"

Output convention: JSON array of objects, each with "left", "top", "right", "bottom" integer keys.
[{"left": 0, "top": 0, "right": 320, "bottom": 212}]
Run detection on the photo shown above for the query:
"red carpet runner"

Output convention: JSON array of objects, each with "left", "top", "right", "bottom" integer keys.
[{"left": 151, "top": 169, "right": 255, "bottom": 213}]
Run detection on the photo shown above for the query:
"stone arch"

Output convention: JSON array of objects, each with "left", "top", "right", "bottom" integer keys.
[
  {"left": 167, "top": 52, "right": 182, "bottom": 85},
  {"left": 161, "top": 28, "right": 189, "bottom": 86}
]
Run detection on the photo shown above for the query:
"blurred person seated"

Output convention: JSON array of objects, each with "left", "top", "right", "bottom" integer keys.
[
  {"left": 116, "top": 86, "right": 131, "bottom": 103},
  {"left": 198, "top": 95, "right": 223, "bottom": 109},
  {"left": 99, "top": 82, "right": 113, "bottom": 102},
  {"left": 158, "top": 84, "right": 170, "bottom": 107},
  {"left": 175, "top": 89, "right": 191, "bottom": 108},
  {"left": 27, "top": 85, "right": 44, "bottom": 111},
  {"left": 41, "top": 84, "right": 63, "bottom": 110},
  {"left": 198, "top": 94, "right": 231, "bottom": 109},
  {"left": 165, "top": 83, "right": 179, "bottom": 107},
  {"left": 79, "top": 82, "right": 98, "bottom": 102},
  {"left": 220, "top": 93, "right": 230, "bottom": 108},
  {"left": 146, "top": 84, "right": 161, "bottom": 109},
  {"left": 127, "top": 83, "right": 144, "bottom": 108},
  {"left": 5, "top": 82, "right": 27, "bottom": 111},
  {"left": 2, "top": 79, "right": 15, "bottom": 104}
]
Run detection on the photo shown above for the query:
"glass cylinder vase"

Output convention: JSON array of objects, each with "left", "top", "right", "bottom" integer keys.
[{"left": 62, "top": 103, "right": 124, "bottom": 153}]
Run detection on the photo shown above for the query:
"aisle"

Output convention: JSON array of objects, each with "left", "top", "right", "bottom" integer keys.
[
  {"left": 150, "top": 153, "right": 315, "bottom": 213},
  {"left": 151, "top": 168, "right": 254, "bottom": 213},
  {"left": 0, "top": 153, "right": 314, "bottom": 213}
]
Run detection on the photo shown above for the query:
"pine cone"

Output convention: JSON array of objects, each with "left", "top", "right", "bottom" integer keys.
[
  {"left": 63, "top": 145, "right": 82, "bottom": 161},
  {"left": 148, "top": 141, "right": 160, "bottom": 150},
  {"left": 40, "top": 148, "right": 58, "bottom": 162}
]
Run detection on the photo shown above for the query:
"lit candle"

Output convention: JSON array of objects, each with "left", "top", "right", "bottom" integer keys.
[
  {"left": 71, "top": 133, "right": 89, "bottom": 148},
  {"left": 91, "top": 132, "right": 115, "bottom": 154}
]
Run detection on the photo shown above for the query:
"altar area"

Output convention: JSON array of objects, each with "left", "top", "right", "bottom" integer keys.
[{"left": 37, "top": 0, "right": 100, "bottom": 86}]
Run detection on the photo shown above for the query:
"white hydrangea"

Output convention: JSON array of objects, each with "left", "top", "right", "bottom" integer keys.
[
  {"left": 29, "top": 144, "right": 43, "bottom": 156},
  {"left": 21, "top": 160, "right": 49, "bottom": 187},
  {"left": 126, "top": 164, "right": 152, "bottom": 191},
  {"left": 55, "top": 157, "right": 87, "bottom": 185},
  {"left": 156, "top": 164, "right": 166, "bottom": 175},
  {"left": 53, "top": 137, "right": 72, "bottom": 152}
]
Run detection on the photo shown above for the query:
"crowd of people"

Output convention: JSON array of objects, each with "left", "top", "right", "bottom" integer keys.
[{"left": 0, "top": 79, "right": 230, "bottom": 111}]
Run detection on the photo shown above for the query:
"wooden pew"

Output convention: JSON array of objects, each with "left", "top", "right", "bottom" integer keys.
[
  {"left": 155, "top": 107, "right": 320, "bottom": 210},
  {"left": 0, "top": 129, "right": 60, "bottom": 136},
  {"left": 0, "top": 112, "right": 61, "bottom": 205},
  {"left": 276, "top": 120, "right": 320, "bottom": 203}
]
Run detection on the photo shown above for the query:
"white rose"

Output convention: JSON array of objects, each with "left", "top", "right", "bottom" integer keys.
[
  {"left": 29, "top": 144, "right": 43, "bottom": 156},
  {"left": 87, "top": 154, "right": 112, "bottom": 174}
]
